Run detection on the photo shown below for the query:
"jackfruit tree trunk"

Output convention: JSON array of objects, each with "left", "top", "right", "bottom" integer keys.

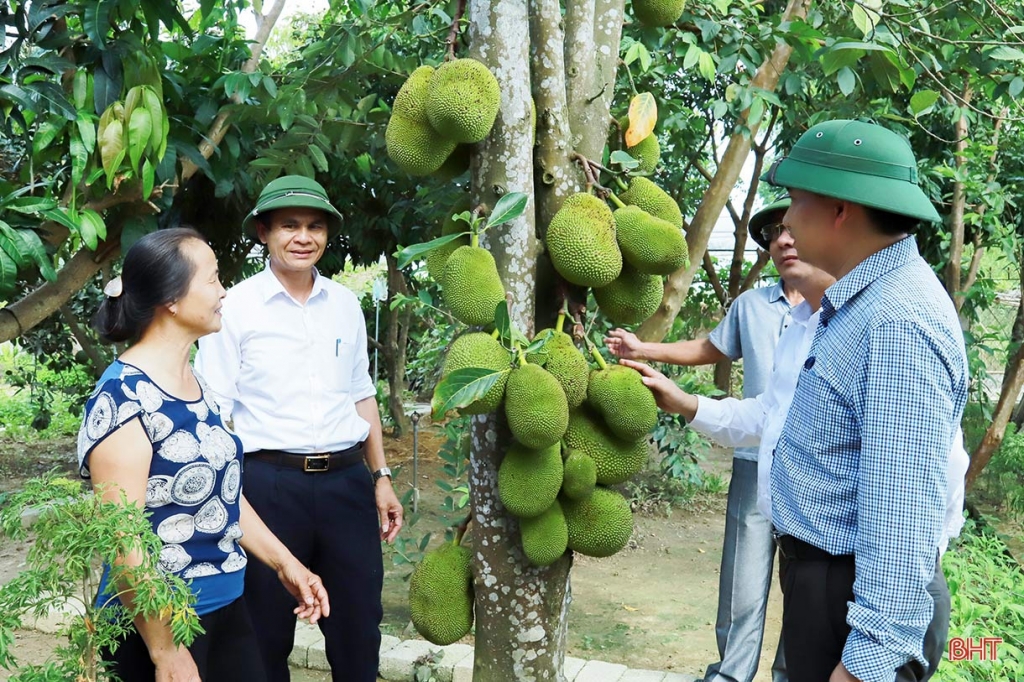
[
  {"left": 384, "top": 253, "right": 413, "bottom": 436},
  {"left": 636, "top": 0, "right": 811, "bottom": 343},
  {"left": 467, "top": 1, "right": 572, "bottom": 680}
]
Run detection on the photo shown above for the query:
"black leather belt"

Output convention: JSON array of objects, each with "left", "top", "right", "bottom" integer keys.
[
  {"left": 247, "top": 442, "right": 365, "bottom": 473},
  {"left": 773, "top": 529, "right": 854, "bottom": 562}
]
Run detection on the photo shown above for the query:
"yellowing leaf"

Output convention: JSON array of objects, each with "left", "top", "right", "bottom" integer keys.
[{"left": 626, "top": 92, "right": 657, "bottom": 147}]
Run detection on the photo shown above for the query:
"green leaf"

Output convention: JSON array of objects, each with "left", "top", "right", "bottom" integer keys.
[
  {"left": 395, "top": 233, "right": 469, "bottom": 270},
  {"left": 638, "top": 44, "right": 652, "bottom": 72},
  {"left": 41, "top": 208, "right": 80, "bottom": 233},
  {"left": 70, "top": 135, "right": 89, "bottom": 186},
  {"left": 142, "top": 158, "right": 156, "bottom": 200},
  {"left": 309, "top": 145, "right": 329, "bottom": 173},
  {"left": 1010, "top": 77, "right": 1024, "bottom": 100},
  {"left": 76, "top": 113, "right": 96, "bottom": 154},
  {"left": 0, "top": 249, "right": 17, "bottom": 297},
  {"left": 989, "top": 46, "right": 1024, "bottom": 62},
  {"left": 143, "top": 86, "right": 166, "bottom": 157},
  {"left": 610, "top": 150, "right": 640, "bottom": 170},
  {"left": 837, "top": 67, "right": 856, "bottom": 96},
  {"left": 128, "top": 107, "right": 153, "bottom": 171},
  {"left": 13, "top": 229, "right": 56, "bottom": 281},
  {"left": 28, "top": 82, "right": 76, "bottom": 120},
  {"left": 821, "top": 47, "right": 865, "bottom": 76},
  {"left": 683, "top": 44, "right": 700, "bottom": 70},
  {"left": 0, "top": 84, "right": 36, "bottom": 113},
  {"left": 697, "top": 51, "right": 717, "bottom": 82},
  {"left": 486, "top": 192, "right": 530, "bottom": 229},
  {"left": 851, "top": 0, "right": 882, "bottom": 37},
  {"left": 31, "top": 119, "right": 64, "bottom": 156},
  {"left": 78, "top": 209, "right": 106, "bottom": 249},
  {"left": 430, "top": 368, "right": 509, "bottom": 421},
  {"left": 910, "top": 90, "right": 941, "bottom": 115},
  {"left": 6, "top": 197, "right": 57, "bottom": 215},
  {"left": 0, "top": 221, "right": 31, "bottom": 268},
  {"left": 121, "top": 215, "right": 157, "bottom": 252},
  {"left": 495, "top": 300, "right": 512, "bottom": 344},
  {"left": 84, "top": 0, "right": 115, "bottom": 48}
]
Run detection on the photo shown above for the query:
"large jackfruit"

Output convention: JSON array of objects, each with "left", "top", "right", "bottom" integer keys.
[
  {"left": 520, "top": 500, "right": 568, "bottom": 567},
  {"left": 393, "top": 65, "right": 434, "bottom": 122},
  {"left": 546, "top": 193, "right": 622, "bottom": 288},
  {"left": 563, "top": 487, "right": 634, "bottom": 558},
  {"left": 614, "top": 206, "right": 688, "bottom": 275},
  {"left": 441, "top": 246, "right": 506, "bottom": 326},
  {"left": 593, "top": 265, "right": 663, "bottom": 325},
  {"left": 632, "top": 0, "right": 687, "bottom": 27},
  {"left": 386, "top": 115, "right": 458, "bottom": 176},
  {"left": 620, "top": 177, "right": 683, "bottom": 229},
  {"left": 409, "top": 542, "right": 473, "bottom": 645},
  {"left": 505, "top": 364, "right": 569, "bottom": 449},
  {"left": 434, "top": 144, "right": 472, "bottom": 181},
  {"left": 440, "top": 332, "right": 510, "bottom": 414},
  {"left": 561, "top": 449, "right": 597, "bottom": 500},
  {"left": 426, "top": 59, "right": 501, "bottom": 143},
  {"left": 563, "top": 407, "right": 648, "bottom": 485},
  {"left": 588, "top": 364, "right": 658, "bottom": 441},
  {"left": 426, "top": 198, "right": 472, "bottom": 282},
  {"left": 498, "top": 441, "right": 563, "bottom": 518},
  {"left": 528, "top": 330, "right": 589, "bottom": 408},
  {"left": 627, "top": 134, "right": 661, "bottom": 173}
]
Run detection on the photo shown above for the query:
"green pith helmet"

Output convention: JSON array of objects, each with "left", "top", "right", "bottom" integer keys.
[
  {"left": 762, "top": 120, "right": 941, "bottom": 223},
  {"left": 748, "top": 195, "right": 791, "bottom": 250},
  {"left": 241, "top": 175, "right": 344, "bottom": 240}
]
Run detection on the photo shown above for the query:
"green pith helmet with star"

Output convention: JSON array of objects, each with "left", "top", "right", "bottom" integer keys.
[
  {"left": 762, "top": 120, "right": 940, "bottom": 223},
  {"left": 241, "top": 175, "right": 344, "bottom": 240},
  {"left": 748, "top": 195, "right": 791, "bottom": 250}
]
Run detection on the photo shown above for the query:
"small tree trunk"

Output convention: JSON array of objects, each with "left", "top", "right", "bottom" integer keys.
[
  {"left": 944, "top": 90, "right": 971, "bottom": 308},
  {"left": 60, "top": 304, "right": 106, "bottom": 379},
  {"left": 713, "top": 358, "right": 732, "bottom": 395},
  {"left": 384, "top": 253, "right": 412, "bottom": 437}
]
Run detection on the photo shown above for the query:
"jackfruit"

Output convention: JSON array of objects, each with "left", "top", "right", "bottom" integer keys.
[
  {"left": 546, "top": 193, "right": 622, "bottom": 288},
  {"left": 498, "top": 441, "right": 563, "bottom": 518},
  {"left": 505, "top": 364, "right": 569, "bottom": 449},
  {"left": 563, "top": 407, "right": 648, "bottom": 484},
  {"left": 426, "top": 198, "right": 472, "bottom": 282},
  {"left": 393, "top": 65, "right": 434, "bottom": 122},
  {"left": 593, "top": 265, "right": 663, "bottom": 325},
  {"left": 561, "top": 449, "right": 597, "bottom": 500},
  {"left": 441, "top": 246, "right": 506, "bottom": 326},
  {"left": 409, "top": 541, "right": 473, "bottom": 645},
  {"left": 520, "top": 500, "right": 568, "bottom": 567},
  {"left": 440, "top": 332, "right": 510, "bottom": 414},
  {"left": 632, "top": 0, "right": 687, "bottom": 28},
  {"left": 588, "top": 364, "right": 658, "bottom": 440},
  {"left": 427, "top": 59, "right": 501, "bottom": 143},
  {"left": 386, "top": 115, "right": 459, "bottom": 176},
  {"left": 614, "top": 206, "right": 688, "bottom": 275},
  {"left": 527, "top": 330, "right": 588, "bottom": 408},
  {"left": 620, "top": 177, "right": 683, "bottom": 229},
  {"left": 563, "top": 487, "right": 634, "bottom": 558},
  {"left": 628, "top": 134, "right": 661, "bottom": 173}
]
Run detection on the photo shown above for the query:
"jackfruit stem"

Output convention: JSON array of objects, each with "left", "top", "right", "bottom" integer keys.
[
  {"left": 607, "top": 192, "right": 627, "bottom": 210},
  {"left": 615, "top": 177, "right": 629, "bottom": 192},
  {"left": 491, "top": 328, "right": 500, "bottom": 339},
  {"left": 470, "top": 232, "right": 479, "bottom": 248},
  {"left": 454, "top": 514, "right": 471, "bottom": 546},
  {"left": 590, "top": 345, "right": 608, "bottom": 370},
  {"left": 556, "top": 312, "right": 566, "bottom": 333},
  {"left": 517, "top": 348, "right": 528, "bottom": 367}
]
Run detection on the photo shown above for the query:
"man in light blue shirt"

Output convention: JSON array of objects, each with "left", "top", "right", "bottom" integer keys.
[{"left": 763, "top": 120, "right": 968, "bottom": 682}]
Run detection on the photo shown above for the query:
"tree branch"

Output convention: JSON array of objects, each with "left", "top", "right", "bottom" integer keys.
[
  {"left": 739, "top": 250, "right": 771, "bottom": 294},
  {"left": 945, "top": 86, "right": 972, "bottom": 305},
  {"left": 446, "top": 0, "right": 468, "bottom": 60},
  {"left": 179, "top": 0, "right": 286, "bottom": 182},
  {"left": 702, "top": 252, "right": 728, "bottom": 307}
]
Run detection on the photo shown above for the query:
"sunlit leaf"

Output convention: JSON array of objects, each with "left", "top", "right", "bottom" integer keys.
[
  {"left": 486, "top": 192, "right": 529, "bottom": 229},
  {"left": 431, "top": 368, "right": 509, "bottom": 421},
  {"left": 395, "top": 233, "right": 469, "bottom": 270},
  {"left": 626, "top": 93, "right": 657, "bottom": 146}
]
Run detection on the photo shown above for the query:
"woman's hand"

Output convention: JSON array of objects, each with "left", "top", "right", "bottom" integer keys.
[{"left": 152, "top": 646, "right": 202, "bottom": 682}]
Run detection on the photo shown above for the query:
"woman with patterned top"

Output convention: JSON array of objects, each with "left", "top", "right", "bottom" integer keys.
[{"left": 78, "top": 228, "right": 329, "bottom": 682}]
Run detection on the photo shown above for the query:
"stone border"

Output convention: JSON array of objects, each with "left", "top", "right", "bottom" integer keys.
[{"left": 291, "top": 623, "right": 699, "bottom": 682}]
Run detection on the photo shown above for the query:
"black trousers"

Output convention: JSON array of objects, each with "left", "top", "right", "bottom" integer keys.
[
  {"left": 778, "top": 542, "right": 949, "bottom": 682},
  {"left": 102, "top": 596, "right": 267, "bottom": 681},
  {"left": 243, "top": 457, "right": 384, "bottom": 682}
]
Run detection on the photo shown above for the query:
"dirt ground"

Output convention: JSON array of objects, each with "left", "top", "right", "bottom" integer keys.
[{"left": 0, "top": 427, "right": 783, "bottom": 681}]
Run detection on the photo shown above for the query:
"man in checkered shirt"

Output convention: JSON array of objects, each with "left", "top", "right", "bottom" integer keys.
[{"left": 762, "top": 120, "right": 968, "bottom": 682}]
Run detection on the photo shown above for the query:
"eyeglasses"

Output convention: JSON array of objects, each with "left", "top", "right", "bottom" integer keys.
[{"left": 760, "top": 223, "right": 791, "bottom": 244}]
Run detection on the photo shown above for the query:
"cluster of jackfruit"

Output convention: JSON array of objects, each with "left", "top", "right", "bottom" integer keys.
[
  {"left": 545, "top": 185, "right": 685, "bottom": 326},
  {"left": 386, "top": 59, "right": 500, "bottom": 177}
]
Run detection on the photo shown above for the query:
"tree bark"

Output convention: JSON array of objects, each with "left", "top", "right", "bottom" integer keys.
[
  {"left": 713, "top": 358, "right": 732, "bottom": 395},
  {"left": 468, "top": 2, "right": 571, "bottom": 680},
  {"left": 60, "top": 304, "right": 107, "bottom": 379},
  {"left": 636, "top": 0, "right": 811, "bottom": 342},
  {"left": 944, "top": 89, "right": 971, "bottom": 308},
  {"left": 384, "top": 253, "right": 413, "bottom": 437}
]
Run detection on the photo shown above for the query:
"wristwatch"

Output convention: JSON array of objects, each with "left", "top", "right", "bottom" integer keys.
[{"left": 372, "top": 467, "right": 392, "bottom": 484}]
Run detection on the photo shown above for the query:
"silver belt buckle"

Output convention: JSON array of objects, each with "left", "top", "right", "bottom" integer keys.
[{"left": 303, "top": 454, "right": 330, "bottom": 472}]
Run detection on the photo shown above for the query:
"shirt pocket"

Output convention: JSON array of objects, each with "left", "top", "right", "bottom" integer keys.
[{"left": 328, "top": 324, "right": 358, "bottom": 392}]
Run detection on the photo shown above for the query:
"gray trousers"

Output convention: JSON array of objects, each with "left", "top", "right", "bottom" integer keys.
[{"left": 704, "top": 458, "right": 787, "bottom": 682}]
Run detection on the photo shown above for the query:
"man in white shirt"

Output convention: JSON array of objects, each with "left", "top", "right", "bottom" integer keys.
[
  {"left": 620, "top": 231, "right": 967, "bottom": 680},
  {"left": 196, "top": 176, "right": 403, "bottom": 682}
]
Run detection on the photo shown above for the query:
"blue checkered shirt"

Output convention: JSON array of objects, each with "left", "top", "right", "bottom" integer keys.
[{"left": 772, "top": 236, "right": 968, "bottom": 682}]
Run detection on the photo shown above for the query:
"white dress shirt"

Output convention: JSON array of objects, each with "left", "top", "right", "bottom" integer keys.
[
  {"left": 195, "top": 267, "right": 377, "bottom": 454},
  {"left": 688, "top": 300, "right": 968, "bottom": 554}
]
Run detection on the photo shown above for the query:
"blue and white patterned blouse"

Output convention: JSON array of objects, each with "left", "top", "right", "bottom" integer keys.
[{"left": 78, "top": 361, "right": 247, "bottom": 615}]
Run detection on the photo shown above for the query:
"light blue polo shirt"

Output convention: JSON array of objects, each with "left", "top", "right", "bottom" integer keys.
[{"left": 708, "top": 280, "right": 793, "bottom": 461}]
